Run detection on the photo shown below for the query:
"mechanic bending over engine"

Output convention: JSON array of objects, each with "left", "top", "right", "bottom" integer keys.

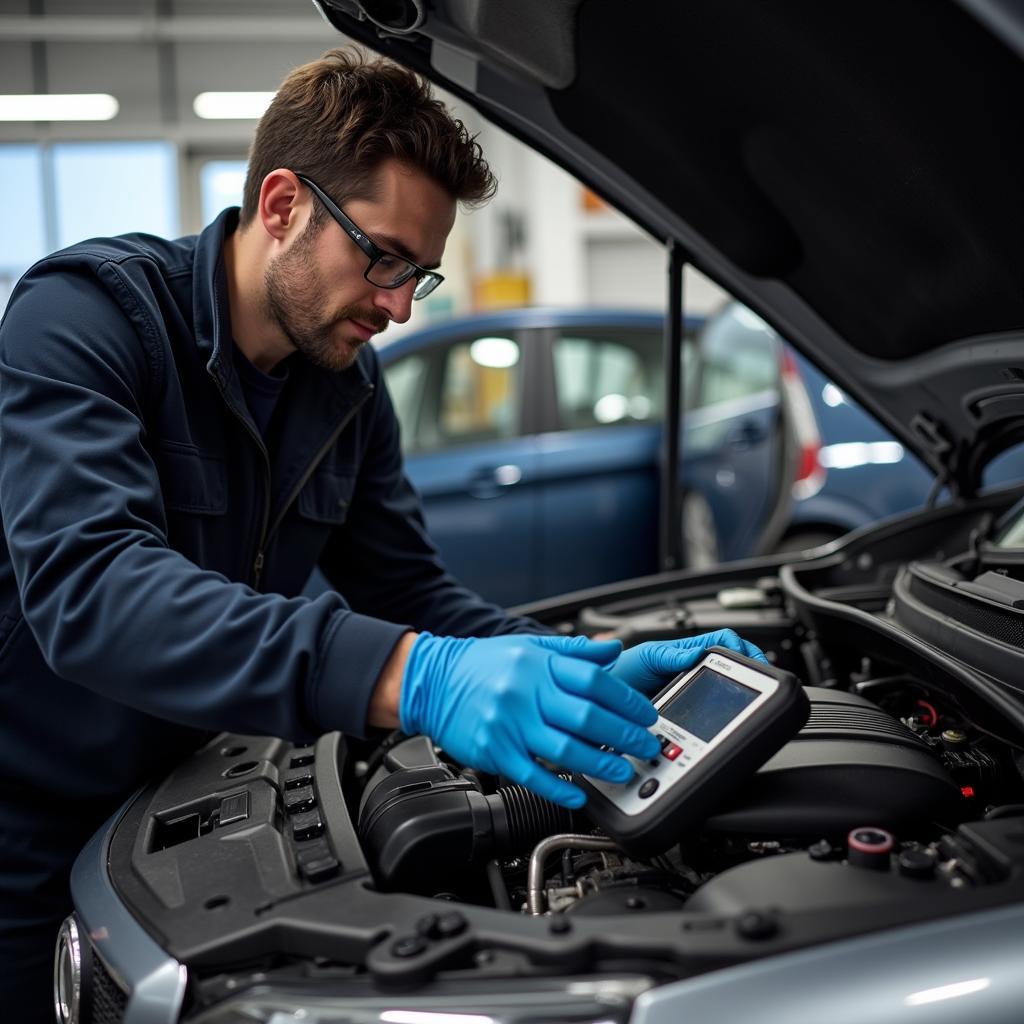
[{"left": 0, "top": 49, "right": 765, "bottom": 1019}]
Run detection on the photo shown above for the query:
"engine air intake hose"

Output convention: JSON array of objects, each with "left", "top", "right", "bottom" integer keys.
[
  {"left": 489, "top": 784, "right": 574, "bottom": 852},
  {"left": 358, "top": 759, "right": 577, "bottom": 888}
]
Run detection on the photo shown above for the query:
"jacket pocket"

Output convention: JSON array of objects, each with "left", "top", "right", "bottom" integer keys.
[
  {"left": 298, "top": 467, "right": 356, "bottom": 525},
  {"left": 156, "top": 441, "right": 227, "bottom": 515}
]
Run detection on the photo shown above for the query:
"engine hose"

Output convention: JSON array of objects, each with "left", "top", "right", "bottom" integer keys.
[
  {"left": 526, "top": 834, "right": 620, "bottom": 916},
  {"left": 491, "top": 784, "right": 574, "bottom": 854}
]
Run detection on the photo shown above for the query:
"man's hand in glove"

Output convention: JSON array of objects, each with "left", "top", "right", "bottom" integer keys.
[
  {"left": 611, "top": 628, "right": 768, "bottom": 695},
  {"left": 398, "top": 632, "right": 661, "bottom": 808}
]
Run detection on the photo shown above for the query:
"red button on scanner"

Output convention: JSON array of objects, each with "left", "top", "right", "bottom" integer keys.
[{"left": 662, "top": 743, "right": 683, "bottom": 761}]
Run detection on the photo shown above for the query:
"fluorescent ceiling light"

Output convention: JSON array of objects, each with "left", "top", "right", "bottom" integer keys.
[
  {"left": 0, "top": 93, "right": 118, "bottom": 121},
  {"left": 193, "top": 91, "right": 275, "bottom": 119}
]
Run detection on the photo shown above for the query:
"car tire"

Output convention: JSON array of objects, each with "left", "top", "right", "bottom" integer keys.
[{"left": 681, "top": 490, "right": 721, "bottom": 569}]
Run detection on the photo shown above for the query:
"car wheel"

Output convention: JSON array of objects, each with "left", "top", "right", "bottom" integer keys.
[
  {"left": 681, "top": 490, "right": 721, "bottom": 569},
  {"left": 772, "top": 529, "right": 845, "bottom": 554}
]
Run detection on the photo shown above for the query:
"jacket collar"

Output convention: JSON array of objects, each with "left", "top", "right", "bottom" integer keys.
[
  {"left": 191, "top": 206, "right": 238, "bottom": 377},
  {"left": 191, "top": 207, "right": 373, "bottom": 418}
]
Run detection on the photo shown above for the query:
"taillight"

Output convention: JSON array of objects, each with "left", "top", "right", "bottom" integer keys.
[{"left": 780, "top": 348, "right": 825, "bottom": 500}]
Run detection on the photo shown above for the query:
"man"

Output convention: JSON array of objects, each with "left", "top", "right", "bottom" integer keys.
[{"left": 0, "top": 49, "right": 763, "bottom": 1018}]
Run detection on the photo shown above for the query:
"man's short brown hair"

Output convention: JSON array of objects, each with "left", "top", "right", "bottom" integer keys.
[{"left": 239, "top": 47, "right": 495, "bottom": 227}]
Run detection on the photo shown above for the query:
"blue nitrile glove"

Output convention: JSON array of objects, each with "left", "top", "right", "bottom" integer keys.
[
  {"left": 400, "top": 632, "right": 662, "bottom": 808},
  {"left": 611, "top": 628, "right": 769, "bottom": 695}
]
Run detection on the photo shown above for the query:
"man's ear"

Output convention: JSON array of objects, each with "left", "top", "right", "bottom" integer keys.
[{"left": 257, "top": 169, "right": 306, "bottom": 242}]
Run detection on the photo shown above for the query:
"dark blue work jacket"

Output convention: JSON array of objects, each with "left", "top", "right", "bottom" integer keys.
[{"left": 0, "top": 209, "right": 540, "bottom": 810}]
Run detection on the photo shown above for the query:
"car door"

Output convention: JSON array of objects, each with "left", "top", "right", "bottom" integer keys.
[
  {"left": 683, "top": 306, "right": 786, "bottom": 563},
  {"left": 381, "top": 328, "right": 541, "bottom": 607},
  {"left": 534, "top": 322, "right": 665, "bottom": 598}
]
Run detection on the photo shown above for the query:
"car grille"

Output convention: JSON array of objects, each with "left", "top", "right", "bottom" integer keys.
[{"left": 90, "top": 945, "right": 128, "bottom": 1024}]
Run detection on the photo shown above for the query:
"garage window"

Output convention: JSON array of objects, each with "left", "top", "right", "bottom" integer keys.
[{"left": 0, "top": 141, "right": 179, "bottom": 313}]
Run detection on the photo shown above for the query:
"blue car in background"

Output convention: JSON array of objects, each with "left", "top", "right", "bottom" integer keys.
[
  {"left": 698, "top": 304, "right": 941, "bottom": 554},
  {"left": 781, "top": 349, "right": 935, "bottom": 549},
  {"left": 381, "top": 306, "right": 787, "bottom": 606},
  {"left": 377, "top": 302, "right": 1023, "bottom": 607},
  {"left": 376, "top": 306, "right": 763, "bottom": 605}
]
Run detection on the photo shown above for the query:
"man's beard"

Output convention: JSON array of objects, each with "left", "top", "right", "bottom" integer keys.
[{"left": 263, "top": 222, "right": 388, "bottom": 372}]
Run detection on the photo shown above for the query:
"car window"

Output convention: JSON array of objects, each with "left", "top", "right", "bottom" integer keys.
[
  {"left": 424, "top": 336, "right": 522, "bottom": 451},
  {"left": 382, "top": 351, "right": 428, "bottom": 450},
  {"left": 553, "top": 330, "right": 664, "bottom": 430},
  {"left": 384, "top": 336, "right": 523, "bottom": 453},
  {"left": 696, "top": 305, "right": 780, "bottom": 408}
]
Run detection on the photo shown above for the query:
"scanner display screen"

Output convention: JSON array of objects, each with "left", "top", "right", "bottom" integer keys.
[{"left": 660, "top": 667, "right": 759, "bottom": 742}]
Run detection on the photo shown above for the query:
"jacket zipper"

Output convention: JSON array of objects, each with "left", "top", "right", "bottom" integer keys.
[
  {"left": 212, "top": 355, "right": 373, "bottom": 591},
  {"left": 250, "top": 390, "right": 372, "bottom": 591},
  {"left": 230, "top": 412, "right": 273, "bottom": 590}
]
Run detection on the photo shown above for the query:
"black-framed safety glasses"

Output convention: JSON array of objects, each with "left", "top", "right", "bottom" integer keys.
[{"left": 295, "top": 173, "right": 444, "bottom": 300}]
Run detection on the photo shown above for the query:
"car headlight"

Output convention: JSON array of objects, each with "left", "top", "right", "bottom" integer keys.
[
  {"left": 54, "top": 914, "right": 87, "bottom": 1024},
  {"left": 188, "top": 975, "right": 652, "bottom": 1024}
]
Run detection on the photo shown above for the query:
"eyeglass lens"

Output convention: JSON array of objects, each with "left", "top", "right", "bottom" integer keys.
[{"left": 366, "top": 256, "right": 439, "bottom": 298}]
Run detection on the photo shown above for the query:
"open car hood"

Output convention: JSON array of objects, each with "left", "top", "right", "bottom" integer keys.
[{"left": 313, "top": 0, "right": 1024, "bottom": 495}]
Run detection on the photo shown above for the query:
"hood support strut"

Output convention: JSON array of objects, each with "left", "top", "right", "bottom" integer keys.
[{"left": 659, "top": 240, "right": 685, "bottom": 572}]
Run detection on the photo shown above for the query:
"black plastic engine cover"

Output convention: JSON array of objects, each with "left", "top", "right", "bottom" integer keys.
[{"left": 704, "top": 687, "right": 959, "bottom": 836}]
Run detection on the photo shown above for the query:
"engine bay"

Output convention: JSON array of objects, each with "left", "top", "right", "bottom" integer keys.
[{"left": 101, "top": 488, "right": 1024, "bottom": 1019}]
